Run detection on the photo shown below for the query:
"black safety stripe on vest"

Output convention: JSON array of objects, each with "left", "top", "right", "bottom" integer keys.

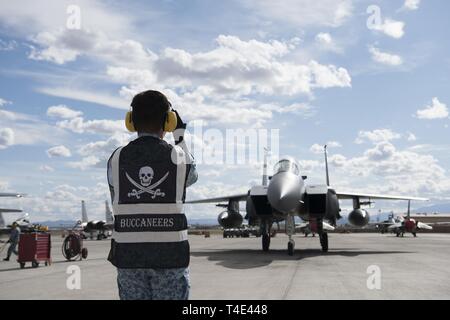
[
  {"left": 114, "top": 214, "right": 187, "bottom": 232},
  {"left": 108, "top": 239, "right": 190, "bottom": 269}
]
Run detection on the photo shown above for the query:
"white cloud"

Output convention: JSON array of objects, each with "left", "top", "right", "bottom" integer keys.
[
  {"left": 0, "top": 128, "right": 15, "bottom": 149},
  {"left": 3, "top": 120, "right": 67, "bottom": 147},
  {"left": 314, "top": 32, "right": 341, "bottom": 53},
  {"left": 364, "top": 141, "right": 396, "bottom": 161},
  {"left": 28, "top": 28, "right": 156, "bottom": 67},
  {"left": 37, "top": 87, "right": 129, "bottom": 110},
  {"left": 0, "top": 39, "right": 18, "bottom": 51},
  {"left": 242, "top": 0, "right": 353, "bottom": 28},
  {"left": 355, "top": 129, "right": 401, "bottom": 144},
  {"left": 310, "top": 144, "right": 324, "bottom": 154},
  {"left": 0, "top": 182, "right": 111, "bottom": 222},
  {"left": 372, "top": 19, "right": 405, "bottom": 39},
  {"left": 56, "top": 117, "right": 126, "bottom": 135},
  {"left": 39, "top": 165, "right": 55, "bottom": 172},
  {"left": 0, "top": 0, "right": 135, "bottom": 40},
  {"left": 327, "top": 141, "right": 342, "bottom": 148},
  {"left": 369, "top": 46, "right": 403, "bottom": 66},
  {"left": 46, "top": 145, "right": 72, "bottom": 158},
  {"left": 407, "top": 132, "right": 417, "bottom": 142},
  {"left": 47, "top": 105, "right": 83, "bottom": 119},
  {"left": 316, "top": 33, "right": 332, "bottom": 45},
  {"left": 328, "top": 154, "right": 347, "bottom": 167},
  {"left": 310, "top": 141, "right": 341, "bottom": 154},
  {"left": 298, "top": 159, "right": 321, "bottom": 171},
  {"left": 67, "top": 156, "right": 102, "bottom": 170},
  {"left": 151, "top": 36, "right": 351, "bottom": 97},
  {"left": 328, "top": 142, "right": 450, "bottom": 198},
  {"left": 105, "top": 35, "right": 350, "bottom": 127},
  {"left": 115, "top": 35, "right": 351, "bottom": 97},
  {"left": 78, "top": 133, "right": 132, "bottom": 157},
  {"left": 416, "top": 98, "right": 449, "bottom": 120},
  {"left": 309, "top": 61, "right": 351, "bottom": 88},
  {"left": 0, "top": 102, "right": 70, "bottom": 147},
  {"left": 0, "top": 98, "right": 12, "bottom": 107},
  {"left": 402, "top": 0, "right": 420, "bottom": 11}
]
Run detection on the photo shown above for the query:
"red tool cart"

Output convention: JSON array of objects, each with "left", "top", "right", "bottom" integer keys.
[{"left": 18, "top": 232, "right": 52, "bottom": 269}]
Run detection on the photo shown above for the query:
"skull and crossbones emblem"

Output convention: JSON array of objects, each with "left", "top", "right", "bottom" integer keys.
[
  {"left": 126, "top": 166, "right": 168, "bottom": 199},
  {"left": 139, "top": 166, "right": 154, "bottom": 187}
]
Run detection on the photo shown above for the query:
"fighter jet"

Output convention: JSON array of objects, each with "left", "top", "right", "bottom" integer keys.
[
  {"left": 187, "top": 146, "right": 427, "bottom": 255},
  {"left": 0, "top": 192, "right": 26, "bottom": 235},
  {"left": 385, "top": 201, "right": 433, "bottom": 237},
  {"left": 295, "top": 221, "right": 335, "bottom": 237},
  {"left": 76, "top": 200, "right": 114, "bottom": 240}
]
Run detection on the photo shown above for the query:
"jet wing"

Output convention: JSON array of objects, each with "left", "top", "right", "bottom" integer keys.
[
  {"left": 0, "top": 209, "right": 23, "bottom": 213},
  {"left": 417, "top": 222, "right": 433, "bottom": 230},
  {"left": 388, "top": 223, "right": 403, "bottom": 230},
  {"left": 0, "top": 193, "right": 24, "bottom": 197},
  {"left": 186, "top": 193, "right": 248, "bottom": 204},
  {"left": 336, "top": 192, "right": 428, "bottom": 201}
]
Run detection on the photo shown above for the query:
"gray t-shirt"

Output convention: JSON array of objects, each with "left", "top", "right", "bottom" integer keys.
[{"left": 10, "top": 227, "right": 21, "bottom": 243}]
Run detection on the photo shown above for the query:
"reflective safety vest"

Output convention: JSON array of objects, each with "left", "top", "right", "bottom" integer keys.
[{"left": 108, "top": 136, "right": 190, "bottom": 269}]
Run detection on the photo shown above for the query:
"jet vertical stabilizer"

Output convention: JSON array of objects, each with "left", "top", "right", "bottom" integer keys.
[
  {"left": 81, "top": 200, "right": 88, "bottom": 223},
  {"left": 105, "top": 200, "right": 113, "bottom": 223}
]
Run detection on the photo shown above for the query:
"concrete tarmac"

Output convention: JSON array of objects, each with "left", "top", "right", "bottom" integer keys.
[{"left": 0, "top": 233, "right": 449, "bottom": 299}]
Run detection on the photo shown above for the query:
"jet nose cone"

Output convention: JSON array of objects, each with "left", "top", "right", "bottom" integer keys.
[{"left": 267, "top": 173, "right": 302, "bottom": 213}]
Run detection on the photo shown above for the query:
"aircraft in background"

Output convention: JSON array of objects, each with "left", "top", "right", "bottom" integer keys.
[
  {"left": 0, "top": 192, "right": 29, "bottom": 235},
  {"left": 187, "top": 146, "right": 427, "bottom": 255},
  {"left": 76, "top": 200, "right": 114, "bottom": 240},
  {"left": 295, "top": 221, "right": 335, "bottom": 237},
  {"left": 385, "top": 201, "right": 433, "bottom": 237},
  {"left": 373, "top": 212, "right": 396, "bottom": 234}
]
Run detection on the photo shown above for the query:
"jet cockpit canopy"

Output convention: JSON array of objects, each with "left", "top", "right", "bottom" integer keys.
[{"left": 273, "top": 157, "right": 300, "bottom": 176}]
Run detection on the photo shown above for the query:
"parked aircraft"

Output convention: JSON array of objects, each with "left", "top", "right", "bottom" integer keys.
[
  {"left": 187, "top": 146, "right": 427, "bottom": 255},
  {"left": 76, "top": 200, "right": 114, "bottom": 240}
]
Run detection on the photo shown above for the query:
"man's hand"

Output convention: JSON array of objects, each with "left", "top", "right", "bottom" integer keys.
[
  {"left": 173, "top": 109, "right": 186, "bottom": 144},
  {"left": 174, "top": 110, "right": 187, "bottom": 130}
]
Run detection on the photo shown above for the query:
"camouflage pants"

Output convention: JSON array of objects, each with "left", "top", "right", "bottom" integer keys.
[{"left": 117, "top": 267, "right": 190, "bottom": 300}]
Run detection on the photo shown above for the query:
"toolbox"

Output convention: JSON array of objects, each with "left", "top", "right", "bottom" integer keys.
[{"left": 18, "top": 233, "right": 51, "bottom": 268}]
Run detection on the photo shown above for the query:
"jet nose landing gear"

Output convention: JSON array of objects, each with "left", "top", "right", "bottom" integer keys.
[
  {"left": 286, "top": 214, "right": 296, "bottom": 256},
  {"left": 316, "top": 219, "right": 329, "bottom": 253}
]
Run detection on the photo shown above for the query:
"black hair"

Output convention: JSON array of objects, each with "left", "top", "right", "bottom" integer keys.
[{"left": 130, "top": 90, "right": 170, "bottom": 132}]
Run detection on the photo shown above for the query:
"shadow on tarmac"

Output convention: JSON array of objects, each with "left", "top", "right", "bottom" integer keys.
[{"left": 191, "top": 248, "right": 414, "bottom": 269}]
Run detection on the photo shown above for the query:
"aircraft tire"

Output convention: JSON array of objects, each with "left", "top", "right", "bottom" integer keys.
[
  {"left": 288, "top": 241, "right": 294, "bottom": 256},
  {"left": 262, "top": 233, "right": 270, "bottom": 252},
  {"left": 320, "top": 233, "right": 328, "bottom": 252}
]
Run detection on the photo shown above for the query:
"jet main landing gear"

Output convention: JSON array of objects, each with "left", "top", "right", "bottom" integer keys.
[
  {"left": 319, "top": 232, "right": 328, "bottom": 252},
  {"left": 261, "top": 220, "right": 272, "bottom": 252}
]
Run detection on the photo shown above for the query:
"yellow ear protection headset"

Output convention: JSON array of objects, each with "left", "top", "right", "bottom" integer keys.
[{"left": 125, "top": 106, "right": 178, "bottom": 133}]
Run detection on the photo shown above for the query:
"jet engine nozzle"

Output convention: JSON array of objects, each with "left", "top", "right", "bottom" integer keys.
[
  {"left": 218, "top": 211, "right": 243, "bottom": 229},
  {"left": 267, "top": 172, "right": 303, "bottom": 214},
  {"left": 348, "top": 209, "right": 370, "bottom": 227}
]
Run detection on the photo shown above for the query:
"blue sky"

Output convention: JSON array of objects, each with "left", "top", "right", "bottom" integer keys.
[{"left": 0, "top": 0, "right": 449, "bottom": 222}]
